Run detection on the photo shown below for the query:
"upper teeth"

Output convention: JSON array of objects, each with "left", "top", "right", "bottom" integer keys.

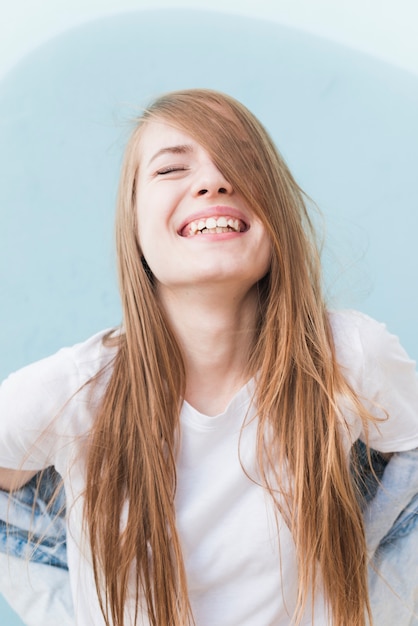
[{"left": 188, "top": 216, "right": 243, "bottom": 235}]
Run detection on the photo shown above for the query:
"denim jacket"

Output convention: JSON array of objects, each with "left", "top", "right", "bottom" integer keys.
[
  {"left": 355, "top": 443, "right": 418, "bottom": 625},
  {"left": 1, "top": 443, "right": 417, "bottom": 625}
]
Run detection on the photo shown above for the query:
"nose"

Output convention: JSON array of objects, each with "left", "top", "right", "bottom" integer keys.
[{"left": 192, "top": 161, "right": 233, "bottom": 197}]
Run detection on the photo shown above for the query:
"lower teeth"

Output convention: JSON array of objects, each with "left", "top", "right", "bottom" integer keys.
[{"left": 199, "top": 226, "right": 234, "bottom": 234}]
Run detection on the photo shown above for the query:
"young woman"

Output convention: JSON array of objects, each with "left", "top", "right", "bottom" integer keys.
[{"left": 0, "top": 89, "right": 417, "bottom": 626}]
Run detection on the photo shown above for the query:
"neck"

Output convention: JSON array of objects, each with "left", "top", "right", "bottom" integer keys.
[{"left": 157, "top": 284, "right": 259, "bottom": 415}]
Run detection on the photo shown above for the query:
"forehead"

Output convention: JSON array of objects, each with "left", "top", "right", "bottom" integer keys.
[
  {"left": 138, "top": 120, "right": 200, "bottom": 160},
  {"left": 137, "top": 117, "right": 257, "bottom": 172}
]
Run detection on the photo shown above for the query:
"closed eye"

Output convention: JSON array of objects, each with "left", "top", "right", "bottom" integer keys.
[{"left": 156, "top": 166, "right": 189, "bottom": 175}]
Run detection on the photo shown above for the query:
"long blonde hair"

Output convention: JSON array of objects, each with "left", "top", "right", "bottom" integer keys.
[{"left": 85, "top": 89, "right": 373, "bottom": 625}]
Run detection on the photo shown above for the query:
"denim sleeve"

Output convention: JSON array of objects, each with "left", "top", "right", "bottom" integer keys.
[
  {"left": 353, "top": 440, "right": 418, "bottom": 625},
  {"left": 355, "top": 444, "right": 418, "bottom": 557},
  {"left": 0, "top": 467, "right": 68, "bottom": 569}
]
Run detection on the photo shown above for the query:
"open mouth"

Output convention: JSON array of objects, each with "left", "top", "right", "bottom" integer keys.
[{"left": 180, "top": 216, "right": 248, "bottom": 237}]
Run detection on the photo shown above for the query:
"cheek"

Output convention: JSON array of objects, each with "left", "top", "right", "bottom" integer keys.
[
  {"left": 256, "top": 227, "right": 273, "bottom": 267},
  {"left": 137, "top": 224, "right": 160, "bottom": 268},
  {"left": 136, "top": 218, "right": 172, "bottom": 284},
  {"left": 136, "top": 201, "right": 157, "bottom": 253},
  {"left": 135, "top": 189, "right": 173, "bottom": 251}
]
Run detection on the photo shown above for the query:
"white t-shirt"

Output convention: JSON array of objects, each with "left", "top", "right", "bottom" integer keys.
[{"left": 0, "top": 310, "right": 417, "bottom": 625}]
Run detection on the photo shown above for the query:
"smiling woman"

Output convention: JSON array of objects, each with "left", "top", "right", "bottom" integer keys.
[
  {"left": 0, "top": 89, "right": 418, "bottom": 626},
  {"left": 134, "top": 118, "right": 271, "bottom": 320}
]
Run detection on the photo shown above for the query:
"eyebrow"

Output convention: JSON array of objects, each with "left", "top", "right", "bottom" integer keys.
[{"left": 147, "top": 144, "right": 194, "bottom": 166}]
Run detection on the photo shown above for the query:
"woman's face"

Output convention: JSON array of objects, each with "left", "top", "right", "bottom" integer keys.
[{"left": 135, "top": 119, "right": 272, "bottom": 298}]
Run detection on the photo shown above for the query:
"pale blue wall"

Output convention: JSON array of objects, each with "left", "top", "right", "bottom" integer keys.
[{"left": 1, "top": 9, "right": 418, "bottom": 624}]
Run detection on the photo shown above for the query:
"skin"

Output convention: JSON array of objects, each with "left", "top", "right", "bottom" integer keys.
[
  {"left": 0, "top": 468, "right": 37, "bottom": 491},
  {"left": 136, "top": 121, "right": 272, "bottom": 415}
]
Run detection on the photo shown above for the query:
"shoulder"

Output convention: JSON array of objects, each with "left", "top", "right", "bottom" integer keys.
[
  {"left": 328, "top": 309, "right": 386, "bottom": 349},
  {"left": 1, "top": 328, "right": 120, "bottom": 403},
  {"left": 327, "top": 309, "right": 395, "bottom": 377},
  {"left": 0, "top": 329, "right": 121, "bottom": 469},
  {"left": 62, "top": 327, "right": 120, "bottom": 382},
  {"left": 327, "top": 308, "right": 412, "bottom": 396},
  {"left": 328, "top": 310, "right": 418, "bottom": 451}
]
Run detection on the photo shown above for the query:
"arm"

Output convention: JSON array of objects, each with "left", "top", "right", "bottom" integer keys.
[
  {"left": 362, "top": 446, "right": 418, "bottom": 558},
  {"left": 337, "top": 313, "right": 418, "bottom": 556},
  {"left": 355, "top": 318, "right": 418, "bottom": 555},
  {"left": 0, "top": 467, "right": 39, "bottom": 492},
  {"left": 0, "top": 343, "right": 85, "bottom": 479}
]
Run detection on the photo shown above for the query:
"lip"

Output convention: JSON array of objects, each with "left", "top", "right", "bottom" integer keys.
[{"left": 177, "top": 205, "right": 250, "bottom": 237}]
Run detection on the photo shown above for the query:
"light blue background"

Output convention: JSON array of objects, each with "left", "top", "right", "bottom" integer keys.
[{"left": 1, "top": 9, "right": 417, "bottom": 624}]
